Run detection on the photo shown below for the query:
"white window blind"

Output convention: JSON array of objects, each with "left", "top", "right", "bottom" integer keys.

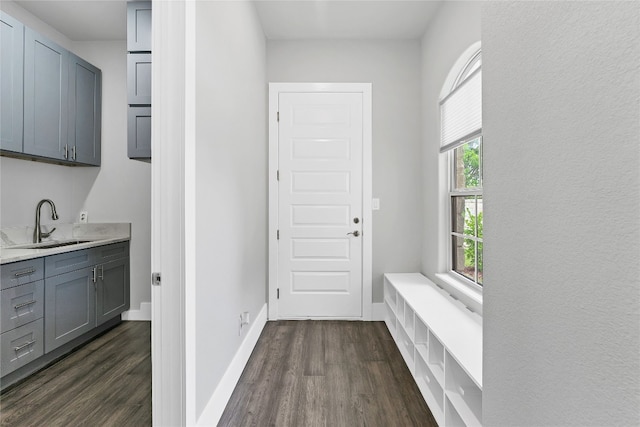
[{"left": 440, "top": 67, "right": 482, "bottom": 153}]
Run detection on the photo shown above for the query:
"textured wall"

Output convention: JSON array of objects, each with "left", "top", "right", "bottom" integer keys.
[{"left": 482, "top": 2, "right": 640, "bottom": 425}]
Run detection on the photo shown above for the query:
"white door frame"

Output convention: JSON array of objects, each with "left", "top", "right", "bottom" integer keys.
[
  {"left": 151, "top": 1, "right": 196, "bottom": 425},
  {"left": 268, "top": 83, "right": 373, "bottom": 321}
]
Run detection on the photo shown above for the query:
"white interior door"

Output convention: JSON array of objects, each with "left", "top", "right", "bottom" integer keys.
[{"left": 277, "top": 92, "right": 364, "bottom": 318}]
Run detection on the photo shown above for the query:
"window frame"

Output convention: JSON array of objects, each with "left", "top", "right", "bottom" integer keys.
[
  {"left": 446, "top": 134, "right": 483, "bottom": 289},
  {"left": 440, "top": 47, "right": 483, "bottom": 292}
]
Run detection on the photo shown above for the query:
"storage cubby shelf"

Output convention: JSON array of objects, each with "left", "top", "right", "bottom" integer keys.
[{"left": 383, "top": 273, "right": 482, "bottom": 426}]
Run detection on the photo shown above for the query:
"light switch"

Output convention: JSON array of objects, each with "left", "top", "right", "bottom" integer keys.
[{"left": 372, "top": 198, "right": 380, "bottom": 211}]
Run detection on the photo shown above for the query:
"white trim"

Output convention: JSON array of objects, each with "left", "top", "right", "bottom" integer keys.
[
  {"left": 434, "top": 272, "right": 483, "bottom": 316},
  {"left": 196, "top": 304, "right": 268, "bottom": 426},
  {"left": 371, "top": 302, "right": 386, "bottom": 321},
  {"left": 268, "top": 83, "right": 373, "bottom": 321},
  {"left": 122, "top": 302, "right": 152, "bottom": 321},
  {"left": 151, "top": 1, "right": 189, "bottom": 425}
]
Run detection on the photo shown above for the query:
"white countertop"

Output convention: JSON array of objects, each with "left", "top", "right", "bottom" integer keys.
[{"left": 0, "top": 223, "right": 130, "bottom": 264}]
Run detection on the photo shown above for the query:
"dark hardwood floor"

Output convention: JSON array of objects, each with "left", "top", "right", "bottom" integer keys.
[
  {"left": 0, "top": 321, "right": 151, "bottom": 427},
  {"left": 219, "top": 320, "right": 437, "bottom": 427}
]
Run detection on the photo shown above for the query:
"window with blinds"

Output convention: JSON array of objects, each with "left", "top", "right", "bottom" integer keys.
[{"left": 441, "top": 50, "right": 483, "bottom": 287}]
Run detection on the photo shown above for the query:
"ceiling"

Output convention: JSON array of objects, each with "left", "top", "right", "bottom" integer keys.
[
  {"left": 14, "top": 0, "right": 127, "bottom": 41},
  {"left": 14, "top": 0, "right": 441, "bottom": 42},
  {"left": 254, "top": 1, "right": 441, "bottom": 40}
]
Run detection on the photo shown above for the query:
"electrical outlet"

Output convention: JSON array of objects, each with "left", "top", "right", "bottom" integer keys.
[
  {"left": 79, "top": 211, "right": 88, "bottom": 223},
  {"left": 239, "top": 312, "right": 250, "bottom": 336},
  {"left": 241, "top": 311, "right": 250, "bottom": 326}
]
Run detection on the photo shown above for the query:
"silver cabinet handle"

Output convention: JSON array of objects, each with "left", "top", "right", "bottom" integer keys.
[
  {"left": 92, "top": 266, "right": 97, "bottom": 283},
  {"left": 14, "top": 268, "right": 36, "bottom": 277},
  {"left": 14, "top": 300, "right": 37, "bottom": 310},
  {"left": 64, "top": 144, "right": 68, "bottom": 159},
  {"left": 14, "top": 340, "right": 36, "bottom": 352},
  {"left": 99, "top": 265, "right": 104, "bottom": 280},
  {"left": 71, "top": 145, "right": 76, "bottom": 161},
  {"left": 347, "top": 230, "right": 360, "bottom": 237}
]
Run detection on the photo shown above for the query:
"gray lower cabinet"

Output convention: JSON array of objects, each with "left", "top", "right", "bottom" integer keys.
[
  {"left": 23, "top": 27, "right": 69, "bottom": 161},
  {"left": 0, "top": 12, "right": 24, "bottom": 153},
  {"left": 69, "top": 53, "right": 102, "bottom": 166},
  {"left": 96, "top": 258, "right": 129, "bottom": 326},
  {"left": 0, "top": 319, "right": 44, "bottom": 375},
  {"left": 44, "top": 267, "right": 96, "bottom": 353},
  {"left": 1, "top": 242, "right": 129, "bottom": 377}
]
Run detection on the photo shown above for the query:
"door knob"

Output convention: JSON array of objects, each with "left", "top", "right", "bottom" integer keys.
[
  {"left": 347, "top": 230, "right": 360, "bottom": 237},
  {"left": 353, "top": 217, "right": 360, "bottom": 224}
]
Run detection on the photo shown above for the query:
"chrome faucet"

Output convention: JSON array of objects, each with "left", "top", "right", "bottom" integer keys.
[{"left": 34, "top": 199, "right": 59, "bottom": 243}]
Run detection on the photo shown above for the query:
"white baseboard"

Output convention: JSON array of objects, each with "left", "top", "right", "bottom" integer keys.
[
  {"left": 122, "top": 302, "right": 152, "bottom": 321},
  {"left": 196, "top": 303, "right": 268, "bottom": 426},
  {"left": 372, "top": 302, "right": 386, "bottom": 321}
]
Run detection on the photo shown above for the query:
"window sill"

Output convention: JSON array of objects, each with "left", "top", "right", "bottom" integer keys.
[{"left": 434, "top": 272, "right": 483, "bottom": 316}]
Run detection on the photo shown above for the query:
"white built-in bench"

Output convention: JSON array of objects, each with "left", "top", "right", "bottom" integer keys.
[{"left": 383, "top": 273, "right": 482, "bottom": 427}]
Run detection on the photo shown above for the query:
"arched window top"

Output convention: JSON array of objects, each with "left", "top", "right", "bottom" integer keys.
[
  {"left": 452, "top": 49, "right": 481, "bottom": 91},
  {"left": 440, "top": 41, "right": 481, "bottom": 101}
]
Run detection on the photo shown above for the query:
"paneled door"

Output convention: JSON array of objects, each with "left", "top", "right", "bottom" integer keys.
[{"left": 277, "top": 91, "right": 365, "bottom": 318}]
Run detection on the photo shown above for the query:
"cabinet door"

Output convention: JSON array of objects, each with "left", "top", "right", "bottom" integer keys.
[
  {"left": 127, "top": 53, "right": 151, "bottom": 105},
  {"left": 23, "top": 27, "right": 68, "bottom": 161},
  {"left": 128, "top": 106, "right": 151, "bottom": 159},
  {"left": 127, "top": 1, "right": 152, "bottom": 52},
  {"left": 0, "top": 12, "right": 24, "bottom": 153},
  {"left": 44, "top": 268, "right": 95, "bottom": 353},
  {"left": 69, "top": 53, "right": 101, "bottom": 166},
  {"left": 96, "top": 258, "right": 129, "bottom": 326}
]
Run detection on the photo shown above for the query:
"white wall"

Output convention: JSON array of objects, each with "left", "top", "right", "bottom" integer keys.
[
  {"left": 194, "top": 1, "right": 267, "bottom": 419},
  {"left": 482, "top": 2, "right": 640, "bottom": 425},
  {"left": 267, "top": 40, "right": 422, "bottom": 302},
  {"left": 0, "top": 2, "right": 151, "bottom": 315},
  {"left": 420, "top": 1, "right": 482, "bottom": 312}
]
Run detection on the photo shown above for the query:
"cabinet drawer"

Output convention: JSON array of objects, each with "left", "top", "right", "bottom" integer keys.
[
  {"left": 127, "top": 53, "right": 151, "bottom": 105},
  {"left": 45, "top": 249, "right": 93, "bottom": 277},
  {"left": 94, "top": 242, "right": 129, "bottom": 265},
  {"left": 1, "top": 258, "right": 44, "bottom": 290},
  {"left": 1, "top": 280, "right": 44, "bottom": 333},
  {"left": 1, "top": 318, "right": 44, "bottom": 376}
]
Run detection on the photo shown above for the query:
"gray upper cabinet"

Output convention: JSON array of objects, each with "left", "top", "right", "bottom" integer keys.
[
  {"left": 69, "top": 54, "right": 102, "bottom": 166},
  {"left": 128, "top": 106, "right": 151, "bottom": 159},
  {"left": 23, "top": 27, "right": 68, "bottom": 161},
  {"left": 0, "top": 12, "right": 101, "bottom": 166},
  {"left": 127, "top": 53, "right": 151, "bottom": 105},
  {"left": 0, "top": 12, "right": 24, "bottom": 153},
  {"left": 127, "top": 1, "right": 152, "bottom": 52}
]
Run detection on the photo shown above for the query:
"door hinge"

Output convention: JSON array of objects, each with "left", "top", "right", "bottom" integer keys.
[
  {"left": 277, "top": 170, "right": 279, "bottom": 181},
  {"left": 277, "top": 288, "right": 280, "bottom": 299},
  {"left": 277, "top": 111, "right": 279, "bottom": 122},
  {"left": 152, "top": 272, "right": 161, "bottom": 286},
  {"left": 277, "top": 230, "right": 280, "bottom": 240}
]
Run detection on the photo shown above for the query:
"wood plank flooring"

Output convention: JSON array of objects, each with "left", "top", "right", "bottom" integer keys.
[
  {"left": 0, "top": 321, "right": 151, "bottom": 427},
  {"left": 219, "top": 321, "right": 437, "bottom": 427}
]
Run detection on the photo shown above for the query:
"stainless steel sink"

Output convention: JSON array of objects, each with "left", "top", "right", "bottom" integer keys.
[{"left": 6, "top": 240, "right": 93, "bottom": 250}]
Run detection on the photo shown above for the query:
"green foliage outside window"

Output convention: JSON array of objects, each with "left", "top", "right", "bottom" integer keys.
[{"left": 464, "top": 209, "right": 483, "bottom": 271}]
